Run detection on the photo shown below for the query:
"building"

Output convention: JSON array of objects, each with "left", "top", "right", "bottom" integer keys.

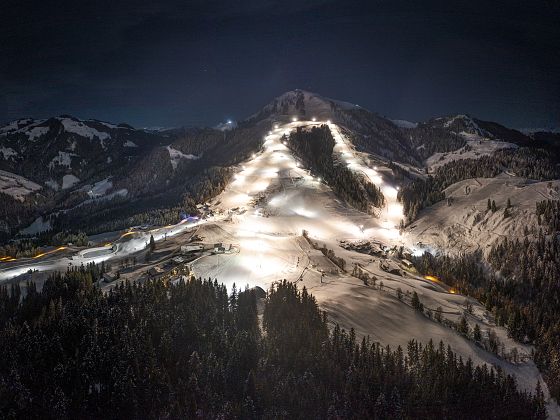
[
  {"left": 148, "top": 266, "right": 165, "bottom": 277},
  {"left": 181, "top": 244, "right": 203, "bottom": 254},
  {"left": 401, "top": 259, "right": 414, "bottom": 269},
  {"left": 172, "top": 256, "right": 185, "bottom": 265},
  {"left": 213, "top": 246, "right": 226, "bottom": 253}
]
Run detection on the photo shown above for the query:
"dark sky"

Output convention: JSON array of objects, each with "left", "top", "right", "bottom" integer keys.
[{"left": 1, "top": 0, "right": 559, "bottom": 129}]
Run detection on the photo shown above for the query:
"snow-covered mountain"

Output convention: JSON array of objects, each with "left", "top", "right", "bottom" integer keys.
[
  {"left": 1, "top": 91, "right": 557, "bottom": 243},
  {"left": 0, "top": 115, "right": 169, "bottom": 192}
]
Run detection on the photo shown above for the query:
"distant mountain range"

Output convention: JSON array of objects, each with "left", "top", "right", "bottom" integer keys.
[{"left": 1, "top": 90, "right": 558, "bottom": 239}]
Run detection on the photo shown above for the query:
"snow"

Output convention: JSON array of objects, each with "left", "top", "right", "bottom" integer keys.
[
  {"left": 405, "top": 177, "right": 560, "bottom": 255},
  {"left": 48, "top": 151, "right": 77, "bottom": 169},
  {"left": 215, "top": 121, "right": 238, "bottom": 131},
  {"left": 0, "top": 118, "right": 33, "bottom": 135},
  {"left": 250, "top": 90, "right": 357, "bottom": 121},
  {"left": 61, "top": 174, "right": 80, "bottom": 189},
  {"left": 27, "top": 126, "right": 49, "bottom": 140},
  {"left": 425, "top": 132, "right": 517, "bottom": 171},
  {"left": 0, "top": 119, "right": 49, "bottom": 139},
  {"left": 0, "top": 169, "right": 41, "bottom": 201},
  {"left": 91, "top": 120, "right": 118, "bottom": 129},
  {"left": 185, "top": 119, "right": 555, "bottom": 411},
  {"left": 45, "top": 179, "right": 59, "bottom": 191},
  {"left": 391, "top": 119, "right": 418, "bottom": 129},
  {"left": 85, "top": 178, "right": 113, "bottom": 197},
  {"left": 166, "top": 146, "right": 198, "bottom": 170},
  {"left": 123, "top": 140, "right": 137, "bottom": 147},
  {"left": 0, "top": 117, "right": 556, "bottom": 415},
  {"left": 20, "top": 216, "right": 51, "bottom": 235},
  {"left": 0, "top": 147, "right": 18, "bottom": 160},
  {"left": 59, "top": 118, "right": 110, "bottom": 141}
]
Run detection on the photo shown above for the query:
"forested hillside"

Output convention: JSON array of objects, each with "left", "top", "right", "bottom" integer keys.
[
  {"left": 287, "top": 125, "right": 384, "bottom": 212},
  {"left": 413, "top": 202, "right": 560, "bottom": 402},
  {"left": 0, "top": 271, "right": 544, "bottom": 419},
  {"left": 398, "top": 147, "right": 560, "bottom": 224}
]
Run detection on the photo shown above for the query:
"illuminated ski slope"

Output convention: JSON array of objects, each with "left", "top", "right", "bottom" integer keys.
[
  {"left": 194, "top": 119, "right": 407, "bottom": 289},
  {"left": 192, "top": 120, "right": 559, "bottom": 414}
]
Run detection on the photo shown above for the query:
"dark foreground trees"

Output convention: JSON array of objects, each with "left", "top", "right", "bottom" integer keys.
[
  {"left": 414, "top": 232, "right": 560, "bottom": 404},
  {"left": 0, "top": 270, "right": 543, "bottom": 418}
]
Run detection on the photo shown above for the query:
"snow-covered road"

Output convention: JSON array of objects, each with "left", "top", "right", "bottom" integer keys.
[{"left": 0, "top": 217, "right": 208, "bottom": 282}]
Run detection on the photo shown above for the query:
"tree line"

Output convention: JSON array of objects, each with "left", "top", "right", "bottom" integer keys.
[
  {"left": 0, "top": 268, "right": 544, "bottom": 418},
  {"left": 287, "top": 125, "right": 385, "bottom": 213},
  {"left": 413, "top": 230, "right": 560, "bottom": 402},
  {"left": 398, "top": 147, "right": 560, "bottom": 224}
]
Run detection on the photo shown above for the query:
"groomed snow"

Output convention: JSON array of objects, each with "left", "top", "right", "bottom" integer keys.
[
  {"left": 187, "top": 120, "right": 557, "bottom": 414},
  {"left": 0, "top": 118, "right": 557, "bottom": 416}
]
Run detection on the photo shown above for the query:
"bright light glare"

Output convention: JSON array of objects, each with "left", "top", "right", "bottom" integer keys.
[
  {"left": 312, "top": 117, "right": 317, "bottom": 122},
  {"left": 292, "top": 117, "right": 297, "bottom": 122},
  {"left": 293, "top": 207, "right": 316, "bottom": 218}
]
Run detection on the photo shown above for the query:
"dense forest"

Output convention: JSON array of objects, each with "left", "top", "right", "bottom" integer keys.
[
  {"left": 0, "top": 269, "right": 544, "bottom": 419},
  {"left": 287, "top": 125, "right": 385, "bottom": 212},
  {"left": 398, "top": 147, "right": 560, "bottom": 223},
  {"left": 2, "top": 122, "right": 266, "bottom": 246},
  {"left": 413, "top": 229, "right": 560, "bottom": 402}
]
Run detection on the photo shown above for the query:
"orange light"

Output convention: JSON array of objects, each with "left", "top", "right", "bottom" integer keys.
[
  {"left": 120, "top": 231, "right": 135, "bottom": 238},
  {"left": 449, "top": 288, "right": 457, "bottom": 294},
  {"left": 424, "top": 275, "right": 440, "bottom": 282},
  {"left": 33, "top": 253, "right": 46, "bottom": 259}
]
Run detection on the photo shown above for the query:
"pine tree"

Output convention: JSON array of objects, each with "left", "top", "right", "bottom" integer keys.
[
  {"left": 534, "top": 381, "right": 546, "bottom": 419},
  {"left": 473, "top": 323, "right": 482, "bottom": 342},
  {"left": 458, "top": 315, "right": 470, "bottom": 335},
  {"left": 411, "top": 291, "right": 423, "bottom": 313},
  {"left": 389, "top": 387, "right": 403, "bottom": 418},
  {"left": 149, "top": 234, "right": 156, "bottom": 252}
]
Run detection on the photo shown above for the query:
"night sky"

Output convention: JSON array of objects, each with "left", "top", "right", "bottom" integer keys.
[{"left": 2, "top": 0, "right": 559, "bottom": 129}]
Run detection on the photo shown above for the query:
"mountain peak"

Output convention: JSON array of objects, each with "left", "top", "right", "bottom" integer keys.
[{"left": 247, "top": 90, "right": 360, "bottom": 123}]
